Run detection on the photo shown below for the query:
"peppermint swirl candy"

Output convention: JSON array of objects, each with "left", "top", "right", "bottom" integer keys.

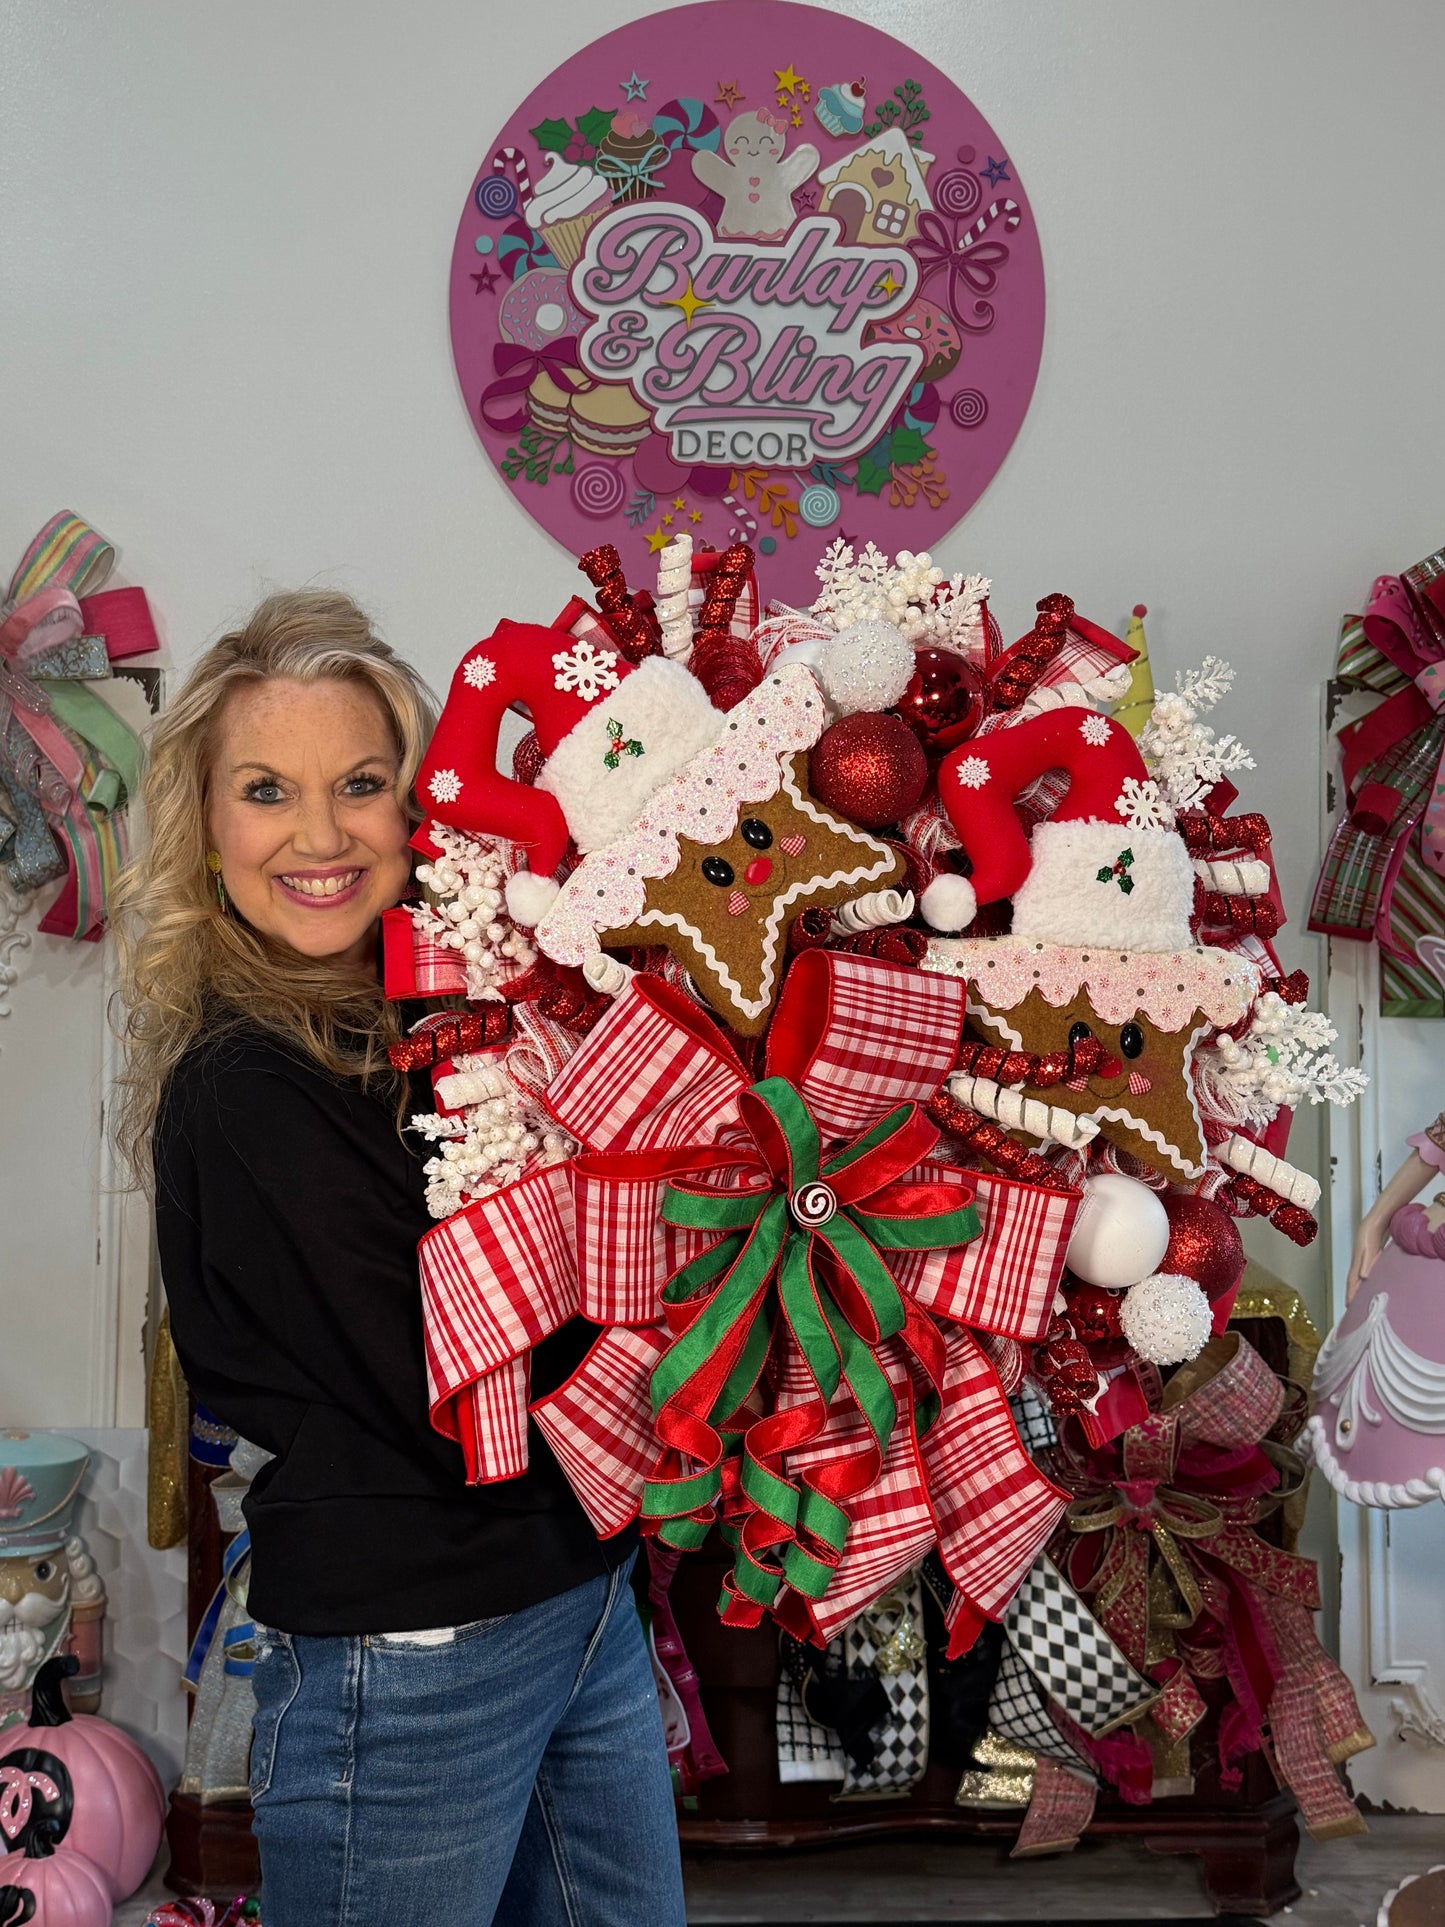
[
  {"left": 651, "top": 96, "right": 721, "bottom": 153},
  {"left": 475, "top": 175, "right": 519, "bottom": 220},
  {"left": 933, "top": 168, "right": 982, "bottom": 219},
  {"left": 950, "top": 388, "right": 989, "bottom": 429},
  {"left": 798, "top": 483, "right": 840, "bottom": 529},
  {"left": 571, "top": 463, "right": 628, "bottom": 519},
  {"left": 790, "top": 1179, "right": 838, "bottom": 1228}
]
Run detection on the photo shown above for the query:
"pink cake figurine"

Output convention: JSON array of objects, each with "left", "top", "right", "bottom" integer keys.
[{"left": 1307, "top": 1113, "right": 1445, "bottom": 1506}]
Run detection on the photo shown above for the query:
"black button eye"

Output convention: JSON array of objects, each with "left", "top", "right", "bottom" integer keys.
[
  {"left": 701, "top": 857, "right": 735, "bottom": 887},
  {"left": 1119, "top": 1023, "right": 1145, "bottom": 1059},
  {"left": 1067, "top": 1022, "right": 1093, "bottom": 1047},
  {"left": 740, "top": 818, "right": 772, "bottom": 850},
  {"left": 34, "top": 1561, "right": 53, "bottom": 1582}
]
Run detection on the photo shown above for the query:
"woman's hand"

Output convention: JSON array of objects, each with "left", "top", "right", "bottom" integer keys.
[{"left": 1346, "top": 1149, "right": 1438, "bottom": 1301}]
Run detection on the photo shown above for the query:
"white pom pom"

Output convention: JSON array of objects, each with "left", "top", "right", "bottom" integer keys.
[
  {"left": 505, "top": 872, "right": 561, "bottom": 927},
  {"left": 1119, "top": 1272, "right": 1213, "bottom": 1365},
  {"left": 817, "top": 619, "right": 916, "bottom": 715},
  {"left": 1066, "top": 1173, "right": 1171, "bottom": 1288},
  {"left": 920, "top": 873, "right": 977, "bottom": 932}
]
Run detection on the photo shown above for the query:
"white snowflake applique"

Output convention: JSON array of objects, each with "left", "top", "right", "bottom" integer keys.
[
  {"left": 462, "top": 655, "right": 497, "bottom": 691},
  {"left": 1116, "top": 776, "right": 1174, "bottom": 833},
  {"left": 552, "top": 637, "right": 621, "bottom": 702},
  {"left": 955, "top": 755, "right": 991, "bottom": 791},
  {"left": 1079, "top": 712, "right": 1112, "bottom": 747},
  {"left": 428, "top": 768, "right": 463, "bottom": 805}
]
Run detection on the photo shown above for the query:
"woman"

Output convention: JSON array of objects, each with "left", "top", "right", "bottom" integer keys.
[{"left": 113, "top": 591, "right": 686, "bottom": 1926}]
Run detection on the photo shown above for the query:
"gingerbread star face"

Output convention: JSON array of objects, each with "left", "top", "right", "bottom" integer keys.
[
  {"left": 968, "top": 984, "right": 1212, "bottom": 1180},
  {"left": 603, "top": 754, "right": 905, "bottom": 1035}
]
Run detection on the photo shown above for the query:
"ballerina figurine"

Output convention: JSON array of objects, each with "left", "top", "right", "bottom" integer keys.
[{"left": 1307, "top": 1113, "right": 1445, "bottom": 1507}]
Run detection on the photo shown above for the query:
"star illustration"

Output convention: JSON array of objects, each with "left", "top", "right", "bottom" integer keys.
[
  {"left": 790, "top": 108, "right": 803, "bottom": 127},
  {"left": 661, "top": 274, "right": 714, "bottom": 328},
  {"left": 689, "top": 509, "right": 703, "bottom": 523},
  {"left": 774, "top": 64, "right": 803, "bottom": 98},
  {"left": 671, "top": 496, "right": 686, "bottom": 509},
  {"left": 715, "top": 79, "right": 744, "bottom": 109},
  {"left": 661, "top": 513, "right": 674, "bottom": 526},
  {"left": 875, "top": 270, "right": 902, "bottom": 299},
  {"left": 470, "top": 265, "right": 497, "bottom": 293},
  {"left": 646, "top": 526, "right": 672, "bottom": 554},
  {"left": 621, "top": 70, "right": 649, "bottom": 100},
  {"left": 793, "top": 186, "right": 817, "bottom": 211},
  {"left": 982, "top": 155, "right": 1011, "bottom": 186},
  {"left": 835, "top": 527, "right": 855, "bottom": 548}
]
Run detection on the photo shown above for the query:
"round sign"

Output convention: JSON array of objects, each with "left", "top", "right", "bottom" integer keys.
[{"left": 449, "top": 0, "right": 1044, "bottom": 607}]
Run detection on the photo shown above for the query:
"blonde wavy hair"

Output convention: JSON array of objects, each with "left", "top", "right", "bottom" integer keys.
[{"left": 112, "top": 590, "right": 436, "bottom": 1187}]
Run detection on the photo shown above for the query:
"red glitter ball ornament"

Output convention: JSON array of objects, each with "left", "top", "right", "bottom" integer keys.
[
  {"left": 1065, "top": 1280, "right": 1125, "bottom": 1346},
  {"left": 809, "top": 712, "right": 928, "bottom": 829},
  {"left": 1160, "top": 1192, "right": 1244, "bottom": 1300},
  {"left": 897, "top": 648, "right": 987, "bottom": 752},
  {"left": 512, "top": 730, "right": 544, "bottom": 784}
]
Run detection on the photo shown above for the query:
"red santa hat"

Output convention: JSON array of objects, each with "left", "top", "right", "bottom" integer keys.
[
  {"left": 926, "top": 707, "right": 1196, "bottom": 952},
  {"left": 416, "top": 601, "right": 723, "bottom": 921}
]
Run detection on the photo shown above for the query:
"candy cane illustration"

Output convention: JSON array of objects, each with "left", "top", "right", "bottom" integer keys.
[
  {"left": 723, "top": 490, "right": 757, "bottom": 543},
  {"left": 958, "top": 198, "right": 1021, "bottom": 249},
  {"left": 492, "top": 146, "right": 533, "bottom": 200}
]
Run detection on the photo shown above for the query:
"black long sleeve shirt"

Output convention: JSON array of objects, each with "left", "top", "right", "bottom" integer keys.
[{"left": 154, "top": 1026, "right": 628, "bottom": 1635}]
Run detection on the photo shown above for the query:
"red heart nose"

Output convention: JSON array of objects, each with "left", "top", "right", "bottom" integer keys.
[{"left": 744, "top": 856, "right": 773, "bottom": 885}]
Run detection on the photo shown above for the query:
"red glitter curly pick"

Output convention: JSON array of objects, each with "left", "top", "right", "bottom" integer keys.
[
  {"left": 925, "top": 1090, "right": 1063, "bottom": 1187},
  {"left": 578, "top": 544, "right": 660, "bottom": 663},
  {"left": 388, "top": 1007, "right": 510, "bottom": 1071},
  {"left": 691, "top": 543, "right": 762, "bottom": 710},
  {"left": 1193, "top": 887, "right": 1282, "bottom": 940},
  {"left": 988, "top": 593, "right": 1075, "bottom": 712}
]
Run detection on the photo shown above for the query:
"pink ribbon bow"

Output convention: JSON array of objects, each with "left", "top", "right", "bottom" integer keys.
[
  {"left": 478, "top": 337, "right": 586, "bottom": 434},
  {"left": 907, "top": 198, "right": 1021, "bottom": 333}
]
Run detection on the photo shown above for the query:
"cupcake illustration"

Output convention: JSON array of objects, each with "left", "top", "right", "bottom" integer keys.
[
  {"left": 522, "top": 152, "right": 613, "bottom": 268},
  {"left": 596, "top": 108, "right": 669, "bottom": 204},
  {"left": 815, "top": 79, "right": 867, "bottom": 138}
]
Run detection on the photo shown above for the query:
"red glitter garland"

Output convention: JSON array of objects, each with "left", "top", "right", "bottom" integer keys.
[
  {"left": 988, "top": 593, "right": 1075, "bottom": 712},
  {"left": 1176, "top": 808, "right": 1272, "bottom": 859},
  {"left": 388, "top": 1006, "right": 511, "bottom": 1072},
  {"left": 1193, "top": 886, "right": 1282, "bottom": 939},
  {"left": 924, "top": 1089, "right": 1062, "bottom": 1187},
  {"left": 689, "top": 543, "right": 762, "bottom": 710},
  {"left": 1223, "top": 1171, "right": 1318, "bottom": 1245},
  {"left": 577, "top": 544, "right": 661, "bottom": 663},
  {"left": 954, "top": 1034, "right": 1119, "bottom": 1088}
]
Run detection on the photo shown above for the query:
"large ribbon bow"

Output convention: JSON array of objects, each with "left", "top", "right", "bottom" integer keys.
[
  {"left": 1309, "top": 547, "right": 1445, "bottom": 962},
  {"left": 1055, "top": 1332, "right": 1373, "bottom": 1839},
  {"left": 478, "top": 337, "right": 586, "bottom": 434},
  {"left": 418, "top": 949, "right": 1081, "bottom": 1645},
  {"left": 907, "top": 199, "right": 1020, "bottom": 334},
  {"left": 0, "top": 513, "right": 159, "bottom": 937}
]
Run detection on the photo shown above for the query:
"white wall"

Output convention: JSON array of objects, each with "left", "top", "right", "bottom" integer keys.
[{"left": 3, "top": 0, "right": 1444, "bottom": 1431}]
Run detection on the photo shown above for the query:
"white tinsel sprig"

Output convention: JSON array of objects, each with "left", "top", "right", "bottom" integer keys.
[
  {"left": 412, "top": 822, "right": 537, "bottom": 1002},
  {"left": 1140, "top": 657, "right": 1255, "bottom": 814},
  {"left": 411, "top": 1052, "right": 575, "bottom": 1220},
  {"left": 810, "top": 540, "right": 990, "bottom": 656},
  {"left": 1194, "top": 992, "right": 1369, "bottom": 1130}
]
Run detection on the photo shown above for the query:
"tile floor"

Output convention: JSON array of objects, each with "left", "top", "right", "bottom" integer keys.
[{"left": 114, "top": 1814, "right": 1445, "bottom": 1923}]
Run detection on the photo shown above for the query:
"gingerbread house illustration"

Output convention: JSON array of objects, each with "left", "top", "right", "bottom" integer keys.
[{"left": 817, "top": 126, "right": 935, "bottom": 245}]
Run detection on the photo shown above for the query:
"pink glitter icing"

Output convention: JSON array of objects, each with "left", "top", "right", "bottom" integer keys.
[
  {"left": 536, "top": 664, "right": 826, "bottom": 966},
  {"left": 924, "top": 936, "right": 1258, "bottom": 1031}
]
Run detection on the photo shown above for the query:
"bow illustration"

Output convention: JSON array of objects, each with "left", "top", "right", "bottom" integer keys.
[
  {"left": 907, "top": 199, "right": 1020, "bottom": 333},
  {"left": 478, "top": 337, "right": 586, "bottom": 434}
]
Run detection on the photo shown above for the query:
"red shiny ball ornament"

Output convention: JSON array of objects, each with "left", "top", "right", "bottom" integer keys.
[
  {"left": 808, "top": 712, "right": 928, "bottom": 829},
  {"left": 513, "top": 730, "right": 545, "bottom": 785},
  {"left": 897, "top": 648, "right": 987, "bottom": 753},
  {"left": 1065, "top": 1280, "right": 1125, "bottom": 1346},
  {"left": 1160, "top": 1192, "right": 1244, "bottom": 1300}
]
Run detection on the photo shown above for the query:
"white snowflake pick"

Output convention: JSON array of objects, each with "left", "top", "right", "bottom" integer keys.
[
  {"left": 1079, "top": 712, "right": 1112, "bottom": 747},
  {"left": 462, "top": 655, "right": 497, "bottom": 691},
  {"left": 552, "top": 637, "right": 621, "bottom": 702},
  {"left": 1116, "top": 776, "right": 1174, "bottom": 833},
  {"left": 955, "top": 755, "right": 991, "bottom": 791},
  {"left": 428, "top": 768, "right": 463, "bottom": 804}
]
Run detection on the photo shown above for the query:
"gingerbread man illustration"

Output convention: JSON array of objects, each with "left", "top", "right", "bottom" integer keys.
[{"left": 692, "top": 109, "right": 819, "bottom": 240}]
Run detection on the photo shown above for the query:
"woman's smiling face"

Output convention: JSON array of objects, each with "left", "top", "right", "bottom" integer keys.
[{"left": 207, "top": 676, "right": 412, "bottom": 967}]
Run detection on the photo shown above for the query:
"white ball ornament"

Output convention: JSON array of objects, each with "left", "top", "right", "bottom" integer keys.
[
  {"left": 816, "top": 619, "right": 917, "bottom": 715},
  {"left": 1066, "top": 1174, "right": 1171, "bottom": 1289},
  {"left": 1119, "top": 1272, "right": 1213, "bottom": 1365}
]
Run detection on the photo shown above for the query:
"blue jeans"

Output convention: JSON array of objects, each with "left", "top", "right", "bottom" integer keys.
[{"left": 248, "top": 1555, "right": 685, "bottom": 1926}]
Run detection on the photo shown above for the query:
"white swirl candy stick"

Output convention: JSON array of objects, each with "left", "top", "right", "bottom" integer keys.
[
  {"left": 1217, "top": 1133, "right": 1321, "bottom": 1210},
  {"left": 655, "top": 532, "right": 694, "bottom": 661},
  {"left": 833, "top": 888, "right": 914, "bottom": 933},
  {"left": 947, "top": 1072, "right": 1101, "bottom": 1151}
]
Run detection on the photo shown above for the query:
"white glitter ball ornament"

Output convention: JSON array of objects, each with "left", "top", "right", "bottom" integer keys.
[
  {"left": 816, "top": 619, "right": 917, "bottom": 715},
  {"left": 1119, "top": 1271, "right": 1213, "bottom": 1365}
]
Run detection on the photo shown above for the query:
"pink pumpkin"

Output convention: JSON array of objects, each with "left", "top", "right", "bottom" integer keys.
[
  {"left": 0, "top": 1659, "right": 165, "bottom": 1902},
  {"left": 0, "top": 1820, "right": 113, "bottom": 1927}
]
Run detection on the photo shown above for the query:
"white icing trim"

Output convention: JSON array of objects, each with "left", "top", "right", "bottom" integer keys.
[
  {"left": 633, "top": 763, "right": 898, "bottom": 1021},
  {"left": 924, "top": 935, "right": 1257, "bottom": 1032},
  {"left": 1302, "top": 1413, "right": 1445, "bottom": 1510},
  {"left": 1314, "top": 1290, "right": 1445, "bottom": 1453}
]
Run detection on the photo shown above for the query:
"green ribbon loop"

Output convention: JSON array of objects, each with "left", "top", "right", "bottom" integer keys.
[{"left": 641, "top": 1071, "right": 981, "bottom": 1624}]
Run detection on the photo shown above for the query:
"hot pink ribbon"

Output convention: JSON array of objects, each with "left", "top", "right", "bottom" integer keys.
[
  {"left": 907, "top": 210, "right": 1013, "bottom": 333},
  {"left": 479, "top": 337, "right": 586, "bottom": 433},
  {"left": 1363, "top": 572, "right": 1445, "bottom": 877}
]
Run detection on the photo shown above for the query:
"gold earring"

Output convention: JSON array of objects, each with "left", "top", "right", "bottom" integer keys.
[{"left": 206, "top": 850, "right": 228, "bottom": 912}]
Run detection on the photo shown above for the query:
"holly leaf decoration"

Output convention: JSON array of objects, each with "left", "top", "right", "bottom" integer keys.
[
  {"left": 887, "top": 423, "right": 928, "bottom": 470},
  {"left": 575, "top": 106, "right": 616, "bottom": 151},
  {"left": 531, "top": 117, "right": 574, "bottom": 154},
  {"left": 854, "top": 438, "right": 894, "bottom": 496}
]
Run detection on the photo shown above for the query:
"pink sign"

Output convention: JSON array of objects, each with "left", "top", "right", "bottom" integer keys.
[{"left": 449, "top": 0, "right": 1044, "bottom": 606}]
